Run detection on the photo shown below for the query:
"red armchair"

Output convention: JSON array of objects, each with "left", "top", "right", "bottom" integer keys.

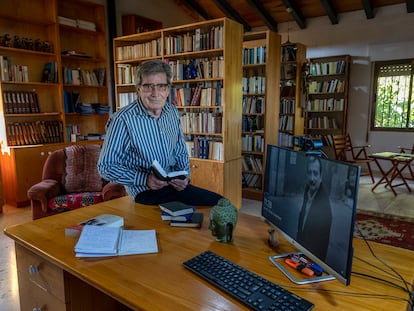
[{"left": 27, "top": 144, "right": 126, "bottom": 219}]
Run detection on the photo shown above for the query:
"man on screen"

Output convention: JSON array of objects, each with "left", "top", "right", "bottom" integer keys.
[{"left": 297, "top": 156, "right": 332, "bottom": 260}]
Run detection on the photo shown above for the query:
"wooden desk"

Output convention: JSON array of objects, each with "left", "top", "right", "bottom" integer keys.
[
  {"left": 370, "top": 152, "right": 414, "bottom": 196},
  {"left": 4, "top": 196, "right": 414, "bottom": 310}
]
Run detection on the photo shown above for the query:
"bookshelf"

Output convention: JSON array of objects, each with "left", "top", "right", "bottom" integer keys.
[
  {"left": 304, "top": 55, "right": 351, "bottom": 143},
  {"left": 0, "top": 0, "right": 109, "bottom": 206},
  {"left": 113, "top": 18, "right": 243, "bottom": 208},
  {"left": 241, "top": 30, "right": 281, "bottom": 200},
  {"left": 58, "top": 0, "right": 109, "bottom": 142},
  {"left": 279, "top": 42, "right": 306, "bottom": 148}
]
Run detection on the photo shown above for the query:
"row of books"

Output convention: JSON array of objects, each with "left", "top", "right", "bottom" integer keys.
[
  {"left": 3, "top": 90, "right": 40, "bottom": 114},
  {"left": 116, "top": 64, "right": 136, "bottom": 85},
  {"left": 280, "top": 98, "right": 296, "bottom": 114},
  {"left": 305, "top": 98, "right": 345, "bottom": 112},
  {"left": 278, "top": 133, "right": 295, "bottom": 148},
  {"left": 242, "top": 173, "right": 261, "bottom": 189},
  {"left": 115, "top": 39, "right": 161, "bottom": 61},
  {"left": 62, "top": 67, "right": 106, "bottom": 86},
  {"left": 279, "top": 115, "right": 294, "bottom": 132},
  {"left": 242, "top": 75, "right": 266, "bottom": 94},
  {"left": 166, "top": 57, "right": 224, "bottom": 81},
  {"left": 6, "top": 120, "right": 63, "bottom": 146},
  {"left": 118, "top": 92, "right": 136, "bottom": 109},
  {"left": 64, "top": 91, "right": 80, "bottom": 113},
  {"left": 308, "top": 79, "right": 345, "bottom": 94},
  {"left": 58, "top": 16, "right": 97, "bottom": 31},
  {"left": 171, "top": 84, "right": 222, "bottom": 107},
  {"left": 164, "top": 26, "right": 223, "bottom": 55},
  {"left": 307, "top": 116, "right": 340, "bottom": 129},
  {"left": 42, "top": 62, "right": 58, "bottom": 83},
  {"left": 242, "top": 155, "right": 263, "bottom": 173},
  {"left": 242, "top": 96, "right": 265, "bottom": 114},
  {"left": 115, "top": 26, "right": 223, "bottom": 61},
  {"left": 242, "top": 45, "right": 266, "bottom": 65},
  {"left": 310, "top": 60, "right": 347, "bottom": 76},
  {"left": 281, "top": 45, "right": 298, "bottom": 62},
  {"left": 180, "top": 112, "right": 222, "bottom": 134},
  {"left": 242, "top": 134, "right": 264, "bottom": 152},
  {"left": 0, "top": 56, "right": 29, "bottom": 82},
  {"left": 242, "top": 115, "right": 264, "bottom": 132},
  {"left": 185, "top": 137, "right": 223, "bottom": 160}
]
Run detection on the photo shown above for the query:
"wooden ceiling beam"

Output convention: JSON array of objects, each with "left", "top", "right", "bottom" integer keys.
[
  {"left": 281, "top": 0, "right": 306, "bottom": 29},
  {"left": 178, "top": 0, "right": 212, "bottom": 20},
  {"left": 212, "top": 0, "right": 251, "bottom": 31},
  {"left": 320, "top": 0, "right": 338, "bottom": 24},
  {"left": 361, "top": 0, "right": 374, "bottom": 19},
  {"left": 245, "top": 0, "right": 278, "bottom": 32}
]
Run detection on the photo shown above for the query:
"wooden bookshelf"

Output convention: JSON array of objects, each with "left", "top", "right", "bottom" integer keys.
[
  {"left": 304, "top": 55, "right": 351, "bottom": 143},
  {"left": 241, "top": 30, "right": 281, "bottom": 200},
  {"left": 0, "top": 0, "right": 109, "bottom": 206},
  {"left": 279, "top": 42, "right": 306, "bottom": 148},
  {"left": 113, "top": 18, "right": 243, "bottom": 208}
]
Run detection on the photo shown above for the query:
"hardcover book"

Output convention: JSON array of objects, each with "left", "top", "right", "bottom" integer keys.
[
  {"left": 151, "top": 160, "right": 188, "bottom": 181},
  {"left": 161, "top": 211, "right": 193, "bottom": 221},
  {"left": 170, "top": 213, "right": 204, "bottom": 228},
  {"left": 159, "top": 201, "right": 196, "bottom": 217}
]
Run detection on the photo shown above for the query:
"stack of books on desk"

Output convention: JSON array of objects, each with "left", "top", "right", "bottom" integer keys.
[{"left": 159, "top": 201, "right": 203, "bottom": 228}]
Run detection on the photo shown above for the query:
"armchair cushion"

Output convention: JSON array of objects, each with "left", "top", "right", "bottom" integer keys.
[
  {"left": 49, "top": 192, "right": 103, "bottom": 212},
  {"left": 64, "top": 145, "right": 103, "bottom": 193}
]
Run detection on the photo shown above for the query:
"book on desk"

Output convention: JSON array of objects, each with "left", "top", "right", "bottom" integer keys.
[
  {"left": 159, "top": 201, "right": 196, "bottom": 216},
  {"left": 159, "top": 201, "right": 203, "bottom": 228},
  {"left": 74, "top": 225, "right": 158, "bottom": 257}
]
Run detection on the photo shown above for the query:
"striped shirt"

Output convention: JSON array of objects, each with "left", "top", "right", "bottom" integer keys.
[{"left": 97, "top": 98, "right": 189, "bottom": 199}]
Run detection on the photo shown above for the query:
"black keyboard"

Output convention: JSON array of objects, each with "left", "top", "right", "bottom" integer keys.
[{"left": 183, "top": 250, "right": 314, "bottom": 311}]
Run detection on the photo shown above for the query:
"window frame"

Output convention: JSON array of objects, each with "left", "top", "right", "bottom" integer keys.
[{"left": 370, "top": 58, "right": 414, "bottom": 132}]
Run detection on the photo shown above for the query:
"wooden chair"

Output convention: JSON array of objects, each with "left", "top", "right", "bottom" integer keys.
[
  {"left": 331, "top": 134, "right": 375, "bottom": 183},
  {"left": 399, "top": 144, "right": 414, "bottom": 181},
  {"left": 399, "top": 144, "right": 414, "bottom": 154}
]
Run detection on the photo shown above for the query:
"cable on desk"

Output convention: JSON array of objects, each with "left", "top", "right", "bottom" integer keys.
[
  {"left": 352, "top": 271, "right": 410, "bottom": 293},
  {"left": 353, "top": 255, "right": 411, "bottom": 285},
  {"left": 281, "top": 283, "right": 411, "bottom": 305},
  {"left": 354, "top": 222, "right": 414, "bottom": 308}
]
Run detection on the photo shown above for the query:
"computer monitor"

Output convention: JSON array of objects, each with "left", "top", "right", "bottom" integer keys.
[{"left": 261, "top": 144, "right": 360, "bottom": 286}]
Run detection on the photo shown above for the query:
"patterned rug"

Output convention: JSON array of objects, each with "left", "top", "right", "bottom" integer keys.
[{"left": 354, "top": 212, "right": 414, "bottom": 251}]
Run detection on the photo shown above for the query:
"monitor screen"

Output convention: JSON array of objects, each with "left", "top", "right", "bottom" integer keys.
[{"left": 261, "top": 145, "right": 360, "bottom": 285}]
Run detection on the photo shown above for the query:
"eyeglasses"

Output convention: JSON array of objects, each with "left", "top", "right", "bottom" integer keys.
[{"left": 140, "top": 83, "right": 170, "bottom": 92}]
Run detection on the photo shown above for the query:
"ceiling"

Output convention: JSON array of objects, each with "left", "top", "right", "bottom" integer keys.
[{"left": 174, "top": 0, "right": 412, "bottom": 32}]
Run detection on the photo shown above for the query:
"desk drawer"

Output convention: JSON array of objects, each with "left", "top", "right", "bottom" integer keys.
[{"left": 15, "top": 244, "right": 69, "bottom": 310}]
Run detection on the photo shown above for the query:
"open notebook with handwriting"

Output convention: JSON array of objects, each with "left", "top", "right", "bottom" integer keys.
[{"left": 74, "top": 225, "right": 158, "bottom": 257}]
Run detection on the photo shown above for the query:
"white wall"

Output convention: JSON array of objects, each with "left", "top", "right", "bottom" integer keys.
[{"left": 114, "top": 1, "right": 414, "bottom": 155}]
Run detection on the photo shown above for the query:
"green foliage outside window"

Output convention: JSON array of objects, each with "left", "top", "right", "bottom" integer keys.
[{"left": 372, "top": 61, "right": 414, "bottom": 130}]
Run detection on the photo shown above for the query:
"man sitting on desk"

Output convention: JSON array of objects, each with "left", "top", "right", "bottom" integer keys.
[
  {"left": 297, "top": 156, "right": 332, "bottom": 260},
  {"left": 97, "top": 59, "right": 222, "bottom": 206}
]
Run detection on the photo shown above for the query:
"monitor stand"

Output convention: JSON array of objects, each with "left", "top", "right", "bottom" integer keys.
[{"left": 269, "top": 252, "right": 335, "bottom": 285}]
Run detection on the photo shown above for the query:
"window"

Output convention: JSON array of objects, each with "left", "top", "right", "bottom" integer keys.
[{"left": 371, "top": 59, "right": 414, "bottom": 131}]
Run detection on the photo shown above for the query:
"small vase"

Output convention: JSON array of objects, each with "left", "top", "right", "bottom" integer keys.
[{"left": 209, "top": 198, "right": 238, "bottom": 243}]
